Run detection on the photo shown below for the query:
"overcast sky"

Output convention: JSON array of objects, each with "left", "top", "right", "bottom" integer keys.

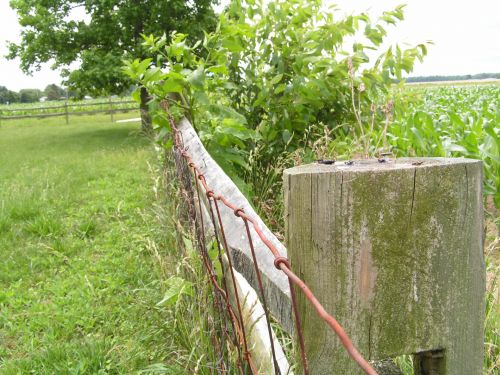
[{"left": 1, "top": 0, "right": 499, "bottom": 91}]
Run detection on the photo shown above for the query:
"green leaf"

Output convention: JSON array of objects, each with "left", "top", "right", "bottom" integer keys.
[
  {"left": 187, "top": 66, "right": 205, "bottom": 88},
  {"left": 136, "top": 58, "right": 153, "bottom": 76},
  {"left": 207, "top": 104, "right": 247, "bottom": 125},
  {"left": 207, "top": 65, "right": 228, "bottom": 74},
  {"left": 157, "top": 127, "right": 170, "bottom": 140},
  {"left": 157, "top": 277, "right": 193, "bottom": 307},
  {"left": 163, "top": 138, "right": 173, "bottom": 151},
  {"left": 161, "top": 79, "right": 184, "bottom": 93},
  {"left": 131, "top": 88, "right": 141, "bottom": 104},
  {"left": 142, "top": 67, "right": 165, "bottom": 84},
  {"left": 275, "top": 83, "right": 286, "bottom": 94},
  {"left": 444, "top": 143, "right": 468, "bottom": 154},
  {"left": 364, "top": 24, "right": 386, "bottom": 46},
  {"left": 270, "top": 73, "right": 284, "bottom": 85},
  {"left": 282, "top": 129, "right": 292, "bottom": 143},
  {"left": 221, "top": 37, "right": 244, "bottom": 53}
]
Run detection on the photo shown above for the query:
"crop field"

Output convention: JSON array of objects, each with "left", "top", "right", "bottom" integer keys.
[
  {"left": 406, "top": 79, "right": 500, "bottom": 88},
  {"left": 392, "top": 85, "right": 500, "bottom": 208}
]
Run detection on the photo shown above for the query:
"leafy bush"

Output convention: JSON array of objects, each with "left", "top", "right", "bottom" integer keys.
[{"left": 124, "top": 0, "right": 427, "bottom": 195}]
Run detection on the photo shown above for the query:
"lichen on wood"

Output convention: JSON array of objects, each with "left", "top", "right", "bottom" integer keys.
[{"left": 284, "top": 158, "right": 484, "bottom": 375}]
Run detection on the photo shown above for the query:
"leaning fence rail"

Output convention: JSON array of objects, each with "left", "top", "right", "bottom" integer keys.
[{"left": 165, "top": 106, "right": 378, "bottom": 375}]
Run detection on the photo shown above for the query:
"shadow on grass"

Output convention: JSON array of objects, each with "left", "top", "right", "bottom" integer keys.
[
  {"left": 4, "top": 124, "right": 151, "bottom": 155},
  {"left": 57, "top": 126, "right": 150, "bottom": 148}
]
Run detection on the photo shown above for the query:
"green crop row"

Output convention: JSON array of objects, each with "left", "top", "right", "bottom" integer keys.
[{"left": 390, "top": 85, "right": 499, "bottom": 208}]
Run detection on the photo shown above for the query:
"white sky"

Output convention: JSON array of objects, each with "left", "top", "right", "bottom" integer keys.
[{"left": 0, "top": 0, "right": 499, "bottom": 91}]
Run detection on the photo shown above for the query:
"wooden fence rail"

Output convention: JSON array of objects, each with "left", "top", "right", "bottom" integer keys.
[
  {"left": 0, "top": 99, "right": 138, "bottom": 124},
  {"left": 173, "top": 117, "right": 293, "bottom": 373}
]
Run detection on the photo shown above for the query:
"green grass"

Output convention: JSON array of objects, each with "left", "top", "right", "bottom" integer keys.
[
  {"left": 0, "top": 114, "right": 234, "bottom": 374},
  {"left": 0, "top": 115, "right": 172, "bottom": 373}
]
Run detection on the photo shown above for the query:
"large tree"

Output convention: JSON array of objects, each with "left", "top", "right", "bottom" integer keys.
[
  {"left": 44, "top": 84, "right": 66, "bottom": 100},
  {"left": 19, "top": 88, "right": 42, "bottom": 103},
  {"left": 8, "top": 0, "right": 218, "bottom": 132},
  {"left": 0, "top": 86, "right": 20, "bottom": 104}
]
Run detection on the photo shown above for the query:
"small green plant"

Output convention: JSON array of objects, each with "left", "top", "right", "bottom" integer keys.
[{"left": 484, "top": 217, "right": 500, "bottom": 374}]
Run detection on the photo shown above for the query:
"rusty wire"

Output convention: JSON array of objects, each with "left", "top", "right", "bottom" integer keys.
[
  {"left": 240, "top": 216, "right": 281, "bottom": 374},
  {"left": 166, "top": 110, "right": 378, "bottom": 375},
  {"left": 195, "top": 171, "right": 258, "bottom": 374}
]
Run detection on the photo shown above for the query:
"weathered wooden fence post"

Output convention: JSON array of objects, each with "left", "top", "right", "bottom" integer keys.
[
  {"left": 64, "top": 101, "right": 69, "bottom": 124},
  {"left": 109, "top": 96, "right": 114, "bottom": 122},
  {"left": 284, "top": 158, "right": 485, "bottom": 375}
]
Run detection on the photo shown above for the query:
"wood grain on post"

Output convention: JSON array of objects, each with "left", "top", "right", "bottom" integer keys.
[{"left": 284, "top": 158, "right": 485, "bottom": 375}]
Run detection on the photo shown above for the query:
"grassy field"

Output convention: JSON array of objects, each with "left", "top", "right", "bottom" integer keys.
[{"left": 0, "top": 115, "right": 172, "bottom": 373}]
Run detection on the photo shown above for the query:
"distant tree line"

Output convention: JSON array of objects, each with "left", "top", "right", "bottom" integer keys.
[
  {"left": 0, "top": 84, "right": 69, "bottom": 104},
  {"left": 406, "top": 72, "right": 500, "bottom": 83}
]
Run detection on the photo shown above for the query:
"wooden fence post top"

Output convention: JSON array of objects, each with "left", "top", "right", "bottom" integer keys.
[{"left": 284, "top": 157, "right": 482, "bottom": 176}]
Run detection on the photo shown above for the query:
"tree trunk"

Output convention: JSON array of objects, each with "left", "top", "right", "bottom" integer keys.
[{"left": 139, "top": 86, "right": 152, "bottom": 134}]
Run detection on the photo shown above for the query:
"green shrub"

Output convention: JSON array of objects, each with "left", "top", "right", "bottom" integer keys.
[{"left": 125, "top": 0, "right": 427, "bottom": 195}]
